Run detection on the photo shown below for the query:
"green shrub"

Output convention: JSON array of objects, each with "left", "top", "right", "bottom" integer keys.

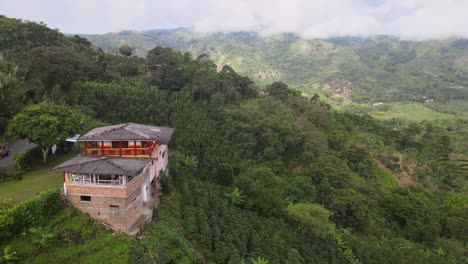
[
  {"left": 159, "top": 170, "right": 171, "bottom": 195},
  {"left": 130, "top": 213, "right": 204, "bottom": 264},
  {"left": 0, "top": 166, "right": 23, "bottom": 182},
  {"left": 12, "top": 148, "right": 40, "bottom": 172},
  {"left": 0, "top": 189, "right": 62, "bottom": 240},
  {"left": 0, "top": 148, "right": 38, "bottom": 183}
]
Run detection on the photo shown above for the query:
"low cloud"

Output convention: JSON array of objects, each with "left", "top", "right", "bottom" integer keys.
[{"left": 2, "top": 0, "right": 468, "bottom": 39}]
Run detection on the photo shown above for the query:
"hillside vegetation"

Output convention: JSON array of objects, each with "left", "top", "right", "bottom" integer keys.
[
  {"left": 0, "top": 16, "right": 467, "bottom": 263},
  {"left": 85, "top": 30, "right": 468, "bottom": 116}
]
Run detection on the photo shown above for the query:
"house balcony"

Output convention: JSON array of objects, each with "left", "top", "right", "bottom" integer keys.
[
  {"left": 65, "top": 173, "right": 138, "bottom": 187},
  {"left": 82, "top": 140, "right": 158, "bottom": 158},
  {"left": 64, "top": 173, "right": 144, "bottom": 198},
  {"left": 84, "top": 147, "right": 152, "bottom": 158}
]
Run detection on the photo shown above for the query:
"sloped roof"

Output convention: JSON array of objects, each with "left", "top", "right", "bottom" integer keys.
[
  {"left": 54, "top": 155, "right": 152, "bottom": 176},
  {"left": 78, "top": 123, "right": 174, "bottom": 144}
]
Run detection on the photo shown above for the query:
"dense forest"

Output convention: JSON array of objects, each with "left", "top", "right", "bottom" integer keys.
[
  {"left": 85, "top": 30, "right": 468, "bottom": 114},
  {"left": 0, "top": 15, "right": 467, "bottom": 263}
]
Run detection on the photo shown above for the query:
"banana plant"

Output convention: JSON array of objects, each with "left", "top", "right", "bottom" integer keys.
[
  {"left": 29, "top": 227, "right": 55, "bottom": 251},
  {"left": 0, "top": 246, "right": 18, "bottom": 263},
  {"left": 225, "top": 187, "right": 246, "bottom": 205}
]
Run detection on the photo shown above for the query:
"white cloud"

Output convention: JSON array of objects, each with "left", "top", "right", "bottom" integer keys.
[{"left": 1, "top": 0, "right": 468, "bottom": 39}]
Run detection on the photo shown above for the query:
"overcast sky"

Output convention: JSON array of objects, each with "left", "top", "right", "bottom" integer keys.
[{"left": 1, "top": 0, "right": 468, "bottom": 39}]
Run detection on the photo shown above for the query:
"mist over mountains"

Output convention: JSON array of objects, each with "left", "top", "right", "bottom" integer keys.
[{"left": 85, "top": 29, "right": 468, "bottom": 114}]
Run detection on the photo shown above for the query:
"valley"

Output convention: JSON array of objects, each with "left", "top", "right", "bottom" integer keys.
[{"left": 0, "top": 15, "right": 466, "bottom": 263}]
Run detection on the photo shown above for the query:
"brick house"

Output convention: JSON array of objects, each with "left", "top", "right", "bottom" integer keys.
[{"left": 54, "top": 123, "right": 173, "bottom": 234}]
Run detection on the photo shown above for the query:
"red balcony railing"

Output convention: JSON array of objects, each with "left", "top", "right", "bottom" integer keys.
[{"left": 85, "top": 147, "right": 151, "bottom": 157}]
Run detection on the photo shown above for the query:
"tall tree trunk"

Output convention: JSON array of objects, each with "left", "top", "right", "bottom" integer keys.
[{"left": 42, "top": 147, "right": 50, "bottom": 164}]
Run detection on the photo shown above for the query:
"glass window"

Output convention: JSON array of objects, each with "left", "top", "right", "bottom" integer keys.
[{"left": 80, "top": 195, "right": 91, "bottom": 201}]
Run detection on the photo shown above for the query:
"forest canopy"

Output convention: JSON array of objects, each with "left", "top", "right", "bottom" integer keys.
[{"left": 0, "top": 15, "right": 467, "bottom": 263}]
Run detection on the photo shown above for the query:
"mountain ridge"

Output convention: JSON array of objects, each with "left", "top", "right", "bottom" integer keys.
[{"left": 84, "top": 30, "right": 468, "bottom": 116}]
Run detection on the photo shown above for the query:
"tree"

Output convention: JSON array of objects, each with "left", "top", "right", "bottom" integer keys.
[
  {"left": 236, "top": 166, "right": 285, "bottom": 216},
  {"left": 267, "top": 81, "right": 290, "bottom": 98},
  {"left": 343, "top": 147, "right": 375, "bottom": 178},
  {"left": 6, "top": 103, "right": 79, "bottom": 164},
  {"left": 303, "top": 155, "right": 355, "bottom": 205},
  {"left": 119, "top": 44, "right": 133, "bottom": 57},
  {"left": 0, "top": 70, "right": 20, "bottom": 133},
  {"left": 69, "top": 35, "right": 92, "bottom": 47},
  {"left": 24, "top": 46, "right": 88, "bottom": 100},
  {"left": 146, "top": 46, "right": 184, "bottom": 92},
  {"left": 287, "top": 203, "right": 335, "bottom": 238}
]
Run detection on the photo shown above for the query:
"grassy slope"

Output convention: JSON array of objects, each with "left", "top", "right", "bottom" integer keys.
[
  {"left": 334, "top": 101, "right": 468, "bottom": 121},
  {"left": 1, "top": 185, "right": 200, "bottom": 264},
  {"left": 370, "top": 102, "right": 468, "bottom": 121},
  {"left": 0, "top": 153, "right": 76, "bottom": 206},
  {"left": 4, "top": 206, "right": 132, "bottom": 264}
]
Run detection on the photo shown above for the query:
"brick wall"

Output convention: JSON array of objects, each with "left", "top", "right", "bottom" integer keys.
[
  {"left": 66, "top": 185, "right": 127, "bottom": 197},
  {"left": 64, "top": 163, "right": 152, "bottom": 232},
  {"left": 68, "top": 192, "right": 144, "bottom": 232},
  {"left": 61, "top": 147, "right": 166, "bottom": 233}
]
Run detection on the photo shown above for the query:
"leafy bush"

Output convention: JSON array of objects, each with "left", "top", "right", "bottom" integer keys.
[
  {"left": 0, "top": 189, "right": 62, "bottom": 240},
  {"left": 130, "top": 212, "right": 204, "bottom": 264},
  {"left": 28, "top": 226, "right": 55, "bottom": 250},
  {"left": 0, "top": 246, "right": 18, "bottom": 263},
  {"left": 12, "top": 148, "right": 39, "bottom": 172},
  {"left": 0, "top": 166, "right": 23, "bottom": 182}
]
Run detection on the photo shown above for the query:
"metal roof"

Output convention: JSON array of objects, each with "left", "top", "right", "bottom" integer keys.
[
  {"left": 78, "top": 123, "right": 174, "bottom": 144},
  {"left": 66, "top": 134, "right": 81, "bottom": 143},
  {"left": 54, "top": 155, "right": 152, "bottom": 176}
]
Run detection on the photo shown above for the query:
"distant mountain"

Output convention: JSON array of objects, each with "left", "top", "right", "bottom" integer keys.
[{"left": 84, "top": 30, "right": 468, "bottom": 114}]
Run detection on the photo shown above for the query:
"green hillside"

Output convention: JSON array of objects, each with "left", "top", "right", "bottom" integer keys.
[
  {"left": 85, "top": 30, "right": 468, "bottom": 116},
  {"left": 1, "top": 16, "right": 467, "bottom": 263}
]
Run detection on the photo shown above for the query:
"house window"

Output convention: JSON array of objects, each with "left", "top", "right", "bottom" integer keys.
[
  {"left": 80, "top": 195, "right": 91, "bottom": 201},
  {"left": 109, "top": 205, "right": 119, "bottom": 208}
]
